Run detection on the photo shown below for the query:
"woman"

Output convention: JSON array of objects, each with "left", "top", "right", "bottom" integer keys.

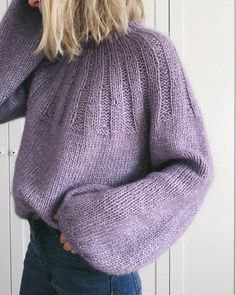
[{"left": 0, "top": 0, "right": 214, "bottom": 294}]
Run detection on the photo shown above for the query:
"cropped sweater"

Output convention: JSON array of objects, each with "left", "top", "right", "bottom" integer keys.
[{"left": 0, "top": 0, "right": 214, "bottom": 275}]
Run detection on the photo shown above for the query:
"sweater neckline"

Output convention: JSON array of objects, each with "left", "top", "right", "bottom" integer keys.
[{"left": 127, "top": 20, "right": 142, "bottom": 31}]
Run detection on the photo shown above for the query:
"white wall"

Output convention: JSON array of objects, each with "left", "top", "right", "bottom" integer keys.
[{"left": 0, "top": 0, "right": 234, "bottom": 294}]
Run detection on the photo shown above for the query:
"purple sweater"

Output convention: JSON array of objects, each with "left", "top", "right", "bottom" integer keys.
[{"left": 0, "top": 0, "right": 214, "bottom": 275}]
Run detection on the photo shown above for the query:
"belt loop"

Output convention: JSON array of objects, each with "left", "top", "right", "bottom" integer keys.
[
  {"left": 28, "top": 212, "right": 40, "bottom": 221},
  {"left": 27, "top": 212, "right": 34, "bottom": 222},
  {"left": 31, "top": 212, "right": 40, "bottom": 220}
]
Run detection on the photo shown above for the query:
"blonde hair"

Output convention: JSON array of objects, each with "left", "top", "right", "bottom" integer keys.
[{"left": 33, "top": 0, "right": 145, "bottom": 62}]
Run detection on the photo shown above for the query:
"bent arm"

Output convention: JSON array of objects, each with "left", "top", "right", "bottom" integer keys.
[
  {"left": 0, "top": 0, "right": 45, "bottom": 124},
  {"left": 55, "top": 32, "right": 215, "bottom": 275}
]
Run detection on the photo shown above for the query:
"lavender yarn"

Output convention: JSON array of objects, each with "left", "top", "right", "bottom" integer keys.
[{"left": 0, "top": 0, "right": 214, "bottom": 275}]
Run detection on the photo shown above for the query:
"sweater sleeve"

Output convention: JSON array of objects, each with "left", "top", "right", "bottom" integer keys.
[
  {"left": 0, "top": 0, "right": 45, "bottom": 124},
  {"left": 55, "top": 32, "right": 215, "bottom": 276}
]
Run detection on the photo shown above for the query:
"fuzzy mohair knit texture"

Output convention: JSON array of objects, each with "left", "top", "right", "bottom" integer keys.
[{"left": 0, "top": 0, "right": 214, "bottom": 275}]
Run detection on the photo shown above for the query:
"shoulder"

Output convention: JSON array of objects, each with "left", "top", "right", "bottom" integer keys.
[
  {"left": 126, "top": 22, "right": 198, "bottom": 117},
  {"left": 126, "top": 21, "right": 181, "bottom": 65},
  {"left": 124, "top": 21, "right": 185, "bottom": 90},
  {"left": 124, "top": 22, "right": 185, "bottom": 92},
  {"left": 127, "top": 21, "right": 169, "bottom": 44}
]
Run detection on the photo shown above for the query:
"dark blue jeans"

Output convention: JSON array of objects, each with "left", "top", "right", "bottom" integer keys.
[{"left": 19, "top": 212, "right": 142, "bottom": 295}]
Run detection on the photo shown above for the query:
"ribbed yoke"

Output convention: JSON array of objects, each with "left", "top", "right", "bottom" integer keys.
[
  {"left": 0, "top": 0, "right": 214, "bottom": 275},
  {"left": 26, "top": 25, "right": 150, "bottom": 136}
]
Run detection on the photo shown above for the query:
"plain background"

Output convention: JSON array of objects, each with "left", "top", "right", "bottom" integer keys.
[{"left": 0, "top": 0, "right": 234, "bottom": 294}]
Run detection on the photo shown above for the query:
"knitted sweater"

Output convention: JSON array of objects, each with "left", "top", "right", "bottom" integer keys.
[{"left": 0, "top": 0, "right": 214, "bottom": 276}]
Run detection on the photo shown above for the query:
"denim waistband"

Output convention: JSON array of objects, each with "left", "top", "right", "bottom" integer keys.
[
  {"left": 28, "top": 212, "right": 41, "bottom": 220},
  {"left": 27, "top": 212, "right": 60, "bottom": 235}
]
